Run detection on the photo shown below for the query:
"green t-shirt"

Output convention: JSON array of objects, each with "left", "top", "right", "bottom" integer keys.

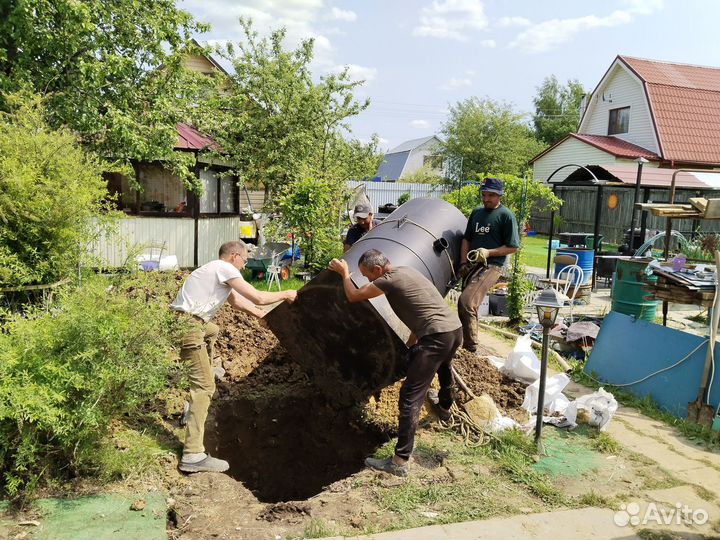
[{"left": 463, "top": 205, "right": 520, "bottom": 267}]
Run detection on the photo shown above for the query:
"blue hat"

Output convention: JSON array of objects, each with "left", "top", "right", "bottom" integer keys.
[{"left": 481, "top": 177, "right": 504, "bottom": 195}]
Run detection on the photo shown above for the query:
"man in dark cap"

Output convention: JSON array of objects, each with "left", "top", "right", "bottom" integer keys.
[
  {"left": 343, "top": 203, "right": 380, "bottom": 251},
  {"left": 458, "top": 177, "right": 520, "bottom": 353}
]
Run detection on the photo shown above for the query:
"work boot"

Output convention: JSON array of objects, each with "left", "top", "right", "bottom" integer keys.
[
  {"left": 178, "top": 454, "right": 229, "bottom": 473},
  {"left": 426, "top": 389, "right": 452, "bottom": 422},
  {"left": 364, "top": 456, "right": 408, "bottom": 477}
]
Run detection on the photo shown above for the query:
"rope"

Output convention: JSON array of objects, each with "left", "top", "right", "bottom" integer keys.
[{"left": 437, "top": 402, "right": 497, "bottom": 448}]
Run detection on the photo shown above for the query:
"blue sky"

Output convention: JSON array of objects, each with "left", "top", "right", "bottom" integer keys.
[{"left": 180, "top": 0, "right": 720, "bottom": 152}]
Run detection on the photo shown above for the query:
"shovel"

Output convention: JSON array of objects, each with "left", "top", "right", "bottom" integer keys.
[
  {"left": 451, "top": 366, "right": 499, "bottom": 426},
  {"left": 687, "top": 251, "right": 720, "bottom": 427}
]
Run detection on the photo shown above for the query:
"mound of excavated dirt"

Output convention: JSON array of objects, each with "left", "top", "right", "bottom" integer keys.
[
  {"left": 210, "top": 304, "right": 527, "bottom": 430},
  {"left": 452, "top": 348, "right": 527, "bottom": 411}
]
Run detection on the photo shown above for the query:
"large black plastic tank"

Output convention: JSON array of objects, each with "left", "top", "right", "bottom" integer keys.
[{"left": 265, "top": 198, "right": 467, "bottom": 404}]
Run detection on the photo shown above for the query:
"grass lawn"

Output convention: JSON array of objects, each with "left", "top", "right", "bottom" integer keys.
[{"left": 521, "top": 234, "right": 553, "bottom": 269}]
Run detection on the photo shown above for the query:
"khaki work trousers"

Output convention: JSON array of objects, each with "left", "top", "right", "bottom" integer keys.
[
  {"left": 179, "top": 317, "right": 220, "bottom": 454},
  {"left": 457, "top": 265, "right": 501, "bottom": 351}
]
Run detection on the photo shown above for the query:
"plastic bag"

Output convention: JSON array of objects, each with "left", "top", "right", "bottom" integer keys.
[
  {"left": 521, "top": 373, "right": 570, "bottom": 413},
  {"left": 501, "top": 335, "right": 541, "bottom": 383},
  {"left": 564, "top": 387, "right": 618, "bottom": 431}
]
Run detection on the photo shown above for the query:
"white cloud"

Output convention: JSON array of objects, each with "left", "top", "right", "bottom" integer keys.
[
  {"left": 465, "top": 68, "right": 476, "bottom": 76},
  {"left": 440, "top": 77, "right": 472, "bottom": 90},
  {"left": 330, "top": 64, "right": 377, "bottom": 82},
  {"left": 410, "top": 119, "right": 430, "bottom": 129},
  {"left": 412, "top": 0, "right": 489, "bottom": 41},
  {"left": 329, "top": 6, "right": 357, "bottom": 22},
  {"left": 497, "top": 16, "right": 531, "bottom": 27},
  {"left": 182, "top": 0, "right": 337, "bottom": 67},
  {"left": 510, "top": 1, "right": 663, "bottom": 54},
  {"left": 480, "top": 39, "right": 495, "bottom": 48}
]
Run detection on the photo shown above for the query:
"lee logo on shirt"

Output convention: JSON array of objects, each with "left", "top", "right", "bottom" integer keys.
[{"left": 475, "top": 224, "right": 490, "bottom": 233}]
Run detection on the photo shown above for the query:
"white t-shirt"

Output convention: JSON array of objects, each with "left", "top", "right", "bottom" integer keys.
[{"left": 170, "top": 259, "right": 243, "bottom": 322}]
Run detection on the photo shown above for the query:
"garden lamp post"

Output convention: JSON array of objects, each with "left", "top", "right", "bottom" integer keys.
[{"left": 533, "top": 287, "right": 565, "bottom": 446}]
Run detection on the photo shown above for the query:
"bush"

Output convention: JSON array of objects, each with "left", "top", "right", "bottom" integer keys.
[
  {"left": 0, "top": 92, "right": 116, "bottom": 287},
  {"left": 0, "top": 273, "right": 183, "bottom": 499}
]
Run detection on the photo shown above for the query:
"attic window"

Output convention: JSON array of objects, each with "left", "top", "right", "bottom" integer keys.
[{"left": 608, "top": 106, "right": 630, "bottom": 135}]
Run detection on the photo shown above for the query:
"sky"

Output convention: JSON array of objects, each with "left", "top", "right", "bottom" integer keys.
[{"left": 179, "top": 0, "right": 720, "bottom": 152}]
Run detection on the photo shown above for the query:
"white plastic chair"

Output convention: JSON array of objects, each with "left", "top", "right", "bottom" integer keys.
[
  {"left": 265, "top": 249, "right": 285, "bottom": 291},
  {"left": 137, "top": 240, "right": 166, "bottom": 271},
  {"left": 554, "top": 264, "right": 584, "bottom": 322}
]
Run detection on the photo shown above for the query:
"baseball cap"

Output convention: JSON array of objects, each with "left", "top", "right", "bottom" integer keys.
[
  {"left": 481, "top": 177, "right": 504, "bottom": 195},
  {"left": 353, "top": 203, "right": 372, "bottom": 219}
]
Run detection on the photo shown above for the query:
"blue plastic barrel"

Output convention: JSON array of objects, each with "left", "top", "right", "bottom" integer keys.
[{"left": 554, "top": 248, "right": 594, "bottom": 285}]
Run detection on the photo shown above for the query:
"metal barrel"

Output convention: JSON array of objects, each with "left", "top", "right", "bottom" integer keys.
[
  {"left": 611, "top": 258, "right": 659, "bottom": 322},
  {"left": 555, "top": 247, "right": 594, "bottom": 285},
  {"left": 265, "top": 198, "right": 467, "bottom": 404}
]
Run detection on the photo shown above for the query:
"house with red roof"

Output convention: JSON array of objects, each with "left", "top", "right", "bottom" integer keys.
[
  {"left": 530, "top": 55, "right": 720, "bottom": 241},
  {"left": 96, "top": 47, "right": 262, "bottom": 267}
]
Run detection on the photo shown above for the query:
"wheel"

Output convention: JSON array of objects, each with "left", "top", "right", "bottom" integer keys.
[{"left": 280, "top": 266, "right": 290, "bottom": 281}]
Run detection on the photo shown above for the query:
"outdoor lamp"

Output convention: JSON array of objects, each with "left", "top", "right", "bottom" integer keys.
[{"left": 532, "top": 287, "right": 565, "bottom": 447}]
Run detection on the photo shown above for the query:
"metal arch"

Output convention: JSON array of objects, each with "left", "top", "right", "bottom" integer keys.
[
  {"left": 544, "top": 164, "right": 603, "bottom": 281},
  {"left": 546, "top": 163, "right": 602, "bottom": 184}
]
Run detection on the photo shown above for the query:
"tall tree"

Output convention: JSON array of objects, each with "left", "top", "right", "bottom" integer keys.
[
  {"left": 532, "top": 76, "right": 586, "bottom": 146},
  {"left": 440, "top": 97, "right": 544, "bottom": 178},
  {"left": 193, "top": 18, "right": 371, "bottom": 202},
  {"left": 0, "top": 0, "right": 209, "bottom": 183}
]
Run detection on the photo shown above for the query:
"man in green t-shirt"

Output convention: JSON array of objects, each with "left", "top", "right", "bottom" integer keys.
[{"left": 459, "top": 177, "right": 520, "bottom": 352}]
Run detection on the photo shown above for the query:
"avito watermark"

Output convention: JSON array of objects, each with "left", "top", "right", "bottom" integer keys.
[{"left": 614, "top": 501, "right": 709, "bottom": 527}]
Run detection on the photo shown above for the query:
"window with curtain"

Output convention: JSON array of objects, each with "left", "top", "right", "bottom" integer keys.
[{"left": 608, "top": 106, "right": 630, "bottom": 135}]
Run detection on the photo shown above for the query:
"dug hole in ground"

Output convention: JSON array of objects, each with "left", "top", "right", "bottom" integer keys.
[{"left": 160, "top": 305, "right": 719, "bottom": 540}]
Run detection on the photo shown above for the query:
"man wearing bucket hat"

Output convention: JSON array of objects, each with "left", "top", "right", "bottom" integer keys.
[
  {"left": 343, "top": 203, "right": 380, "bottom": 252},
  {"left": 459, "top": 177, "right": 520, "bottom": 353}
]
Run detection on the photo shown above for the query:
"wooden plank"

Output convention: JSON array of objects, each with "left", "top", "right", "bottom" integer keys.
[
  {"left": 704, "top": 198, "right": 720, "bottom": 219},
  {"left": 689, "top": 197, "right": 708, "bottom": 213}
]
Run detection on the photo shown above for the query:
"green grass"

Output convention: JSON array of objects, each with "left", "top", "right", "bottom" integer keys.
[
  {"left": 303, "top": 517, "right": 336, "bottom": 538},
  {"left": 242, "top": 269, "right": 306, "bottom": 291},
  {"left": 521, "top": 234, "right": 554, "bottom": 269},
  {"left": 589, "top": 430, "right": 621, "bottom": 454}
]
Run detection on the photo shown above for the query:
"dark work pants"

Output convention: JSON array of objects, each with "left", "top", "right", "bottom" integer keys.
[{"left": 395, "top": 327, "right": 463, "bottom": 461}]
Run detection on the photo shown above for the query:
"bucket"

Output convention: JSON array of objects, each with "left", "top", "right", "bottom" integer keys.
[
  {"left": 611, "top": 258, "right": 658, "bottom": 322},
  {"left": 554, "top": 248, "right": 593, "bottom": 285}
]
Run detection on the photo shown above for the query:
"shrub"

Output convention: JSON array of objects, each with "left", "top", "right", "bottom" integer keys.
[
  {"left": 0, "top": 92, "right": 116, "bottom": 287},
  {"left": 0, "top": 273, "right": 183, "bottom": 499}
]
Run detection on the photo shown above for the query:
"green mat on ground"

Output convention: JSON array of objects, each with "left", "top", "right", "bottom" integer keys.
[
  {"left": 532, "top": 431, "right": 602, "bottom": 479},
  {"left": 1, "top": 492, "right": 167, "bottom": 540}
]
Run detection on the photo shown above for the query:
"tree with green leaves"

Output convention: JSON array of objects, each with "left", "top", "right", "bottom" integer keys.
[
  {"left": 0, "top": 93, "right": 115, "bottom": 287},
  {"left": 532, "top": 76, "right": 586, "bottom": 146},
  {"left": 0, "top": 0, "right": 209, "bottom": 185},
  {"left": 439, "top": 97, "right": 544, "bottom": 179},
  {"left": 193, "top": 18, "right": 373, "bottom": 203}
]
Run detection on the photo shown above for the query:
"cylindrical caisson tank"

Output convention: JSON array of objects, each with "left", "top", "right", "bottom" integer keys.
[{"left": 265, "top": 198, "right": 467, "bottom": 404}]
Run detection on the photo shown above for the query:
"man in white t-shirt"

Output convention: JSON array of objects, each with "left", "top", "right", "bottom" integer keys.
[{"left": 170, "top": 240, "right": 296, "bottom": 473}]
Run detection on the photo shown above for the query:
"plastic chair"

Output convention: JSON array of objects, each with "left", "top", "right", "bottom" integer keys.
[
  {"left": 138, "top": 240, "right": 166, "bottom": 271},
  {"left": 554, "top": 264, "right": 584, "bottom": 322},
  {"left": 265, "top": 250, "right": 285, "bottom": 291}
]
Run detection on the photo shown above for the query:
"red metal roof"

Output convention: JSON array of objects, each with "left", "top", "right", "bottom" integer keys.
[
  {"left": 175, "top": 123, "right": 221, "bottom": 151},
  {"left": 620, "top": 56, "right": 720, "bottom": 164},
  {"left": 602, "top": 165, "right": 708, "bottom": 189},
  {"left": 571, "top": 134, "right": 659, "bottom": 160}
]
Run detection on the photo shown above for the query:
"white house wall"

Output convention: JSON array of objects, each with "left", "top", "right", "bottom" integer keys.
[
  {"left": 533, "top": 138, "right": 619, "bottom": 181},
  {"left": 401, "top": 139, "right": 441, "bottom": 179},
  {"left": 581, "top": 64, "right": 659, "bottom": 154},
  {"left": 197, "top": 217, "right": 242, "bottom": 265},
  {"left": 90, "top": 217, "right": 195, "bottom": 268},
  {"left": 347, "top": 181, "right": 451, "bottom": 213}
]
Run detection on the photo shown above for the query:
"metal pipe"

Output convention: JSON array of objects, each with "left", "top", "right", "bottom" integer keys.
[
  {"left": 592, "top": 184, "right": 604, "bottom": 290},
  {"left": 534, "top": 326, "right": 550, "bottom": 446},
  {"left": 628, "top": 158, "right": 647, "bottom": 254}
]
